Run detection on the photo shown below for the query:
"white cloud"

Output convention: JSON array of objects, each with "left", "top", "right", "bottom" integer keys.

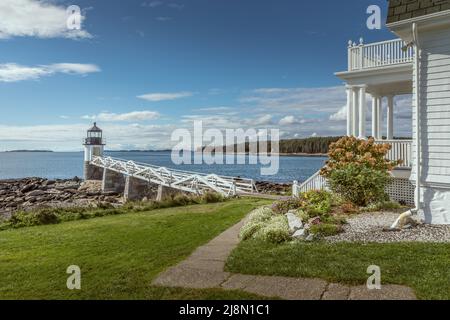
[
  {"left": 0, "top": 0, "right": 91, "bottom": 39},
  {"left": 279, "top": 115, "right": 297, "bottom": 126},
  {"left": 50, "top": 63, "right": 100, "bottom": 75},
  {"left": 329, "top": 105, "right": 347, "bottom": 121},
  {"left": 194, "top": 106, "right": 232, "bottom": 112},
  {"left": 0, "top": 63, "right": 100, "bottom": 82},
  {"left": 137, "top": 91, "right": 194, "bottom": 102},
  {"left": 82, "top": 111, "right": 160, "bottom": 122},
  {"left": 0, "top": 123, "right": 176, "bottom": 151},
  {"left": 253, "top": 114, "right": 273, "bottom": 125}
]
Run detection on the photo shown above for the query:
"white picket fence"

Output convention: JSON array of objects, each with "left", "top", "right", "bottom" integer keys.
[
  {"left": 292, "top": 170, "right": 414, "bottom": 206},
  {"left": 375, "top": 139, "right": 412, "bottom": 168}
]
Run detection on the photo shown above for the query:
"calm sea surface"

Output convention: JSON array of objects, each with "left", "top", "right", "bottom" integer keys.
[{"left": 0, "top": 151, "right": 327, "bottom": 183}]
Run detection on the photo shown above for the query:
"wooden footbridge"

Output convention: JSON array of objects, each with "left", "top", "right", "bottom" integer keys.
[{"left": 90, "top": 156, "right": 258, "bottom": 197}]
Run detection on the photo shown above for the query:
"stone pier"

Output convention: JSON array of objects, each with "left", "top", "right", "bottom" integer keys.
[
  {"left": 124, "top": 176, "right": 159, "bottom": 201},
  {"left": 102, "top": 169, "right": 126, "bottom": 193},
  {"left": 155, "top": 184, "right": 186, "bottom": 201},
  {"left": 84, "top": 161, "right": 104, "bottom": 181}
]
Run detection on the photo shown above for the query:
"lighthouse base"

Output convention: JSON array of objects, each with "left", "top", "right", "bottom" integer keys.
[{"left": 84, "top": 161, "right": 104, "bottom": 181}]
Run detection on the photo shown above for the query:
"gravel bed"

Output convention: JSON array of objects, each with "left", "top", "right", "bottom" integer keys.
[{"left": 326, "top": 212, "right": 450, "bottom": 243}]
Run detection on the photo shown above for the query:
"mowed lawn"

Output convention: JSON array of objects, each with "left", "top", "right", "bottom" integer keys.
[
  {"left": 226, "top": 240, "right": 450, "bottom": 300},
  {"left": 0, "top": 198, "right": 270, "bottom": 300}
]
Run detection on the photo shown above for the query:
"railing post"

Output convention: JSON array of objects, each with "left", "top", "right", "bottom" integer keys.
[
  {"left": 359, "top": 38, "right": 364, "bottom": 69},
  {"left": 348, "top": 40, "right": 353, "bottom": 71},
  {"left": 232, "top": 181, "right": 237, "bottom": 196},
  {"left": 292, "top": 181, "right": 299, "bottom": 198}
]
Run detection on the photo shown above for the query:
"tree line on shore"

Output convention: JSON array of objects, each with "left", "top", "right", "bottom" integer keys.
[{"left": 202, "top": 136, "right": 343, "bottom": 155}]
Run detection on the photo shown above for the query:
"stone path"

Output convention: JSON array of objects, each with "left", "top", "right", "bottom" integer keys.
[{"left": 152, "top": 219, "right": 417, "bottom": 300}]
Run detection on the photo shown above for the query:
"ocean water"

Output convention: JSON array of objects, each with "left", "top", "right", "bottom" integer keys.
[{"left": 0, "top": 151, "right": 327, "bottom": 183}]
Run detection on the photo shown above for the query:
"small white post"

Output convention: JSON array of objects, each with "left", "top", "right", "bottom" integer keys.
[
  {"left": 387, "top": 95, "right": 394, "bottom": 140},
  {"left": 232, "top": 181, "right": 237, "bottom": 196},
  {"left": 346, "top": 86, "right": 353, "bottom": 136},
  {"left": 352, "top": 87, "right": 359, "bottom": 137},
  {"left": 358, "top": 86, "right": 367, "bottom": 139},
  {"left": 371, "top": 95, "right": 378, "bottom": 138},
  {"left": 348, "top": 40, "right": 353, "bottom": 71},
  {"left": 359, "top": 38, "right": 364, "bottom": 69},
  {"left": 292, "top": 181, "right": 299, "bottom": 198},
  {"left": 377, "top": 96, "right": 384, "bottom": 140}
]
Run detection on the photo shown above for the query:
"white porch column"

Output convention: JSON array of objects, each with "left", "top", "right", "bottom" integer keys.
[
  {"left": 371, "top": 95, "right": 378, "bottom": 138},
  {"left": 387, "top": 95, "right": 394, "bottom": 140},
  {"left": 352, "top": 87, "right": 359, "bottom": 137},
  {"left": 377, "top": 96, "right": 383, "bottom": 140},
  {"left": 358, "top": 86, "right": 367, "bottom": 139},
  {"left": 346, "top": 86, "right": 353, "bottom": 136}
]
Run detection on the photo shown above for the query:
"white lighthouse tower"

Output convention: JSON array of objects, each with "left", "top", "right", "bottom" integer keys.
[{"left": 83, "top": 122, "right": 105, "bottom": 180}]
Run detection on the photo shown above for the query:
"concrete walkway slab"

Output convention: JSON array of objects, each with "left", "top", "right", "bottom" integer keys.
[
  {"left": 152, "top": 213, "right": 417, "bottom": 300},
  {"left": 349, "top": 285, "right": 416, "bottom": 300}
]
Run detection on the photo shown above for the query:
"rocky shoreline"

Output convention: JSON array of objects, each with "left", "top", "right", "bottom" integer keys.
[
  {"left": 0, "top": 178, "right": 123, "bottom": 219},
  {"left": 254, "top": 181, "right": 291, "bottom": 195},
  {"left": 0, "top": 178, "right": 291, "bottom": 219}
]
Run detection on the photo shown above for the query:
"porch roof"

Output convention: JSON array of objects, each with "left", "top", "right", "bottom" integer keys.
[{"left": 335, "top": 64, "right": 413, "bottom": 96}]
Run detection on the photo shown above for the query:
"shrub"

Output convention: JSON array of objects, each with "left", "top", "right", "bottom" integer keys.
[
  {"left": 271, "top": 198, "right": 302, "bottom": 215},
  {"left": 253, "top": 216, "right": 291, "bottom": 244},
  {"left": 327, "top": 164, "right": 390, "bottom": 206},
  {"left": 339, "top": 202, "right": 359, "bottom": 214},
  {"left": 309, "top": 223, "right": 343, "bottom": 237},
  {"left": 9, "top": 209, "right": 59, "bottom": 228},
  {"left": 299, "top": 190, "right": 333, "bottom": 217},
  {"left": 321, "top": 137, "right": 397, "bottom": 206},
  {"left": 239, "top": 221, "right": 265, "bottom": 241},
  {"left": 247, "top": 206, "right": 273, "bottom": 223},
  {"left": 362, "top": 200, "right": 402, "bottom": 212},
  {"left": 201, "top": 192, "right": 225, "bottom": 204}
]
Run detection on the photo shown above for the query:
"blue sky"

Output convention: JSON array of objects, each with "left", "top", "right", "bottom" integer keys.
[{"left": 0, "top": 0, "right": 412, "bottom": 151}]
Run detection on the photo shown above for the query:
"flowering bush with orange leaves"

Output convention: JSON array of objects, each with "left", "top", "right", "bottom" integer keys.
[{"left": 320, "top": 137, "right": 400, "bottom": 206}]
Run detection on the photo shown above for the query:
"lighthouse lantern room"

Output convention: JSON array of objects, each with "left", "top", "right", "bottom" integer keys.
[{"left": 83, "top": 122, "right": 105, "bottom": 180}]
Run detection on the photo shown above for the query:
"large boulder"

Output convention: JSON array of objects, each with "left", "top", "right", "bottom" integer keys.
[{"left": 286, "top": 210, "right": 303, "bottom": 233}]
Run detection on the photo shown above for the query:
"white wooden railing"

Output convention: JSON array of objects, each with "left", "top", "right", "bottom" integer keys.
[
  {"left": 348, "top": 38, "right": 414, "bottom": 71},
  {"left": 375, "top": 139, "right": 412, "bottom": 168},
  {"left": 293, "top": 171, "right": 329, "bottom": 197},
  {"left": 90, "top": 156, "right": 258, "bottom": 196}
]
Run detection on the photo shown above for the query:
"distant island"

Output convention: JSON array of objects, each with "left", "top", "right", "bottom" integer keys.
[
  {"left": 200, "top": 136, "right": 343, "bottom": 155},
  {"left": 5, "top": 150, "right": 54, "bottom": 153}
]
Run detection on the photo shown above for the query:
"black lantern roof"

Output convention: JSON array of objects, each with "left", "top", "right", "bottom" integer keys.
[{"left": 88, "top": 122, "right": 102, "bottom": 132}]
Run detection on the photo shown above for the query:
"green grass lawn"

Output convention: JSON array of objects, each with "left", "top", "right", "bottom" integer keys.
[
  {"left": 226, "top": 240, "right": 450, "bottom": 300},
  {"left": 0, "top": 198, "right": 270, "bottom": 300}
]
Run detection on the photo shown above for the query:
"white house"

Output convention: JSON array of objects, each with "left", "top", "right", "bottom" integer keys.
[
  {"left": 335, "top": 0, "right": 450, "bottom": 224},
  {"left": 297, "top": 1, "right": 450, "bottom": 224}
]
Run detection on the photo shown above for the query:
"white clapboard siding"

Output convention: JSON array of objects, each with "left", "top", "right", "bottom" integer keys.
[{"left": 410, "top": 27, "right": 450, "bottom": 187}]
